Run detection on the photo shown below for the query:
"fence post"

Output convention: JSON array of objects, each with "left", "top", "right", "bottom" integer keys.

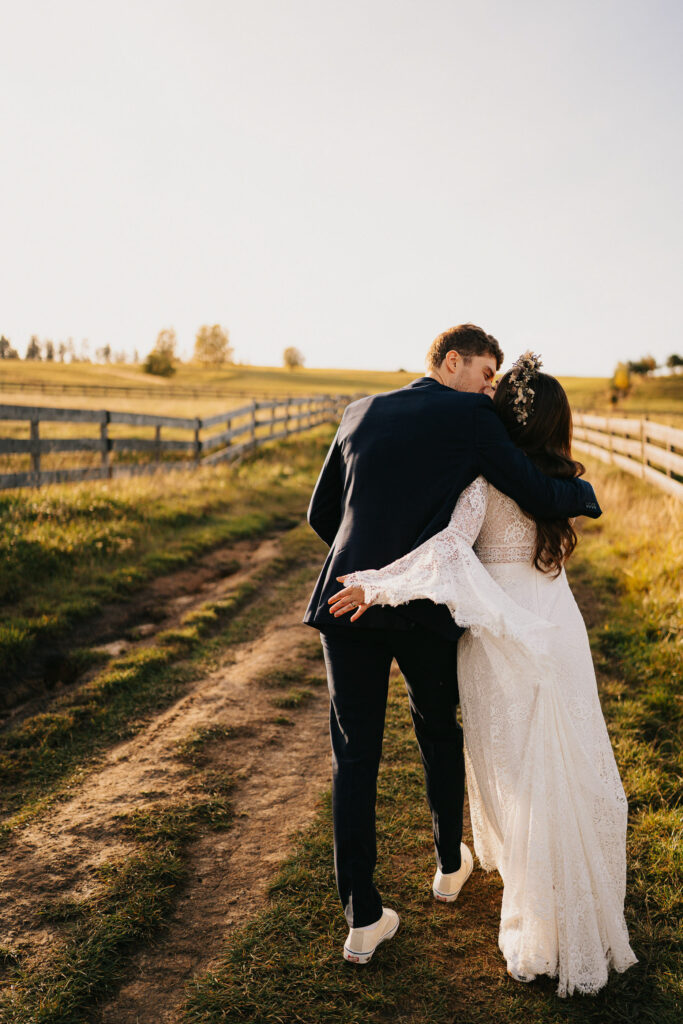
[
  {"left": 285, "top": 397, "right": 291, "bottom": 437},
  {"left": 154, "top": 424, "right": 162, "bottom": 464},
  {"left": 225, "top": 416, "right": 232, "bottom": 458},
  {"left": 640, "top": 417, "right": 647, "bottom": 479},
  {"left": 30, "top": 418, "right": 40, "bottom": 477},
  {"left": 100, "top": 411, "right": 111, "bottom": 478},
  {"left": 194, "top": 418, "right": 201, "bottom": 465},
  {"left": 250, "top": 401, "right": 257, "bottom": 448}
]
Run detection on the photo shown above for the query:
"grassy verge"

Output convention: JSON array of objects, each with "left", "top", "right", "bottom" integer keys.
[
  {"left": 180, "top": 458, "right": 681, "bottom": 1024},
  {"left": 0, "top": 430, "right": 330, "bottom": 686}
]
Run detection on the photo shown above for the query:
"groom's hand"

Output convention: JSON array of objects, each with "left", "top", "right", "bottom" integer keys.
[{"left": 328, "top": 577, "right": 372, "bottom": 621}]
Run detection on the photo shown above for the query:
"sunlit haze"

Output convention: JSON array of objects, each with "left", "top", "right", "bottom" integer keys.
[{"left": 1, "top": 0, "right": 681, "bottom": 376}]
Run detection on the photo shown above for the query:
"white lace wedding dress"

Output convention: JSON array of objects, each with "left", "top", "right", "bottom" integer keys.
[{"left": 345, "top": 476, "right": 637, "bottom": 996}]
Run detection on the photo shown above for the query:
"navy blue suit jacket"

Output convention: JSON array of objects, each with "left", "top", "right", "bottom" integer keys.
[{"left": 304, "top": 377, "right": 602, "bottom": 640}]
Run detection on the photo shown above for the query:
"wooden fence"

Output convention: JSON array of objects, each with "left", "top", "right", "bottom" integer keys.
[
  {"left": 0, "top": 377, "right": 312, "bottom": 402},
  {"left": 573, "top": 413, "right": 683, "bottom": 500},
  {"left": 0, "top": 394, "right": 352, "bottom": 491}
]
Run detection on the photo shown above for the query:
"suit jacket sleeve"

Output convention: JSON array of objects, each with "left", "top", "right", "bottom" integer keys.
[
  {"left": 474, "top": 400, "right": 602, "bottom": 519},
  {"left": 307, "top": 429, "right": 344, "bottom": 546}
]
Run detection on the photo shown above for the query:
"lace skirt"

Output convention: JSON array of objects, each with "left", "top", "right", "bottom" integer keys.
[{"left": 458, "top": 562, "right": 637, "bottom": 996}]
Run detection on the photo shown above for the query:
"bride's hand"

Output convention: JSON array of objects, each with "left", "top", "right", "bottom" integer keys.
[{"left": 328, "top": 576, "right": 372, "bottom": 621}]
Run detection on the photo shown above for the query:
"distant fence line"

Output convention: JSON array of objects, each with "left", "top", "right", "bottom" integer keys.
[
  {"left": 573, "top": 413, "right": 683, "bottom": 501},
  {"left": 0, "top": 395, "right": 354, "bottom": 491},
  {"left": 0, "top": 377, "right": 319, "bottom": 402}
]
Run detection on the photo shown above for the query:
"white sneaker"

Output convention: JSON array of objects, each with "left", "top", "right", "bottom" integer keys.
[
  {"left": 432, "top": 843, "right": 473, "bottom": 903},
  {"left": 343, "top": 907, "right": 400, "bottom": 964}
]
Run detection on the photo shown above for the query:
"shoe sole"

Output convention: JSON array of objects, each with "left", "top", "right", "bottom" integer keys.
[
  {"left": 432, "top": 859, "right": 473, "bottom": 903},
  {"left": 343, "top": 917, "right": 400, "bottom": 964},
  {"left": 507, "top": 968, "right": 534, "bottom": 983}
]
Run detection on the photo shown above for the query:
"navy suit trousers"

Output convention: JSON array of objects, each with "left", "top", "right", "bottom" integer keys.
[{"left": 320, "top": 624, "right": 464, "bottom": 928}]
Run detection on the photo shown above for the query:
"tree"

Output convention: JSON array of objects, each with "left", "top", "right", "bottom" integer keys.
[
  {"left": 612, "top": 363, "right": 631, "bottom": 394},
  {"left": 95, "top": 344, "right": 112, "bottom": 363},
  {"left": 58, "top": 341, "right": 67, "bottom": 362},
  {"left": 45, "top": 340, "right": 55, "bottom": 361},
  {"left": 666, "top": 353, "right": 683, "bottom": 373},
  {"left": 283, "top": 346, "right": 305, "bottom": 370},
  {"left": 0, "top": 336, "right": 19, "bottom": 359},
  {"left": 143, "top": 327, "right": 177, "bottom": 377},
  {"left": 194, "top": 324, "right": 232, "bottom": 366},
  {"left": 627, "top": 355, "right": 657, "bottom": 375},
  {"left": 25, "top": 336, "right": 42, "bottom": 360}
]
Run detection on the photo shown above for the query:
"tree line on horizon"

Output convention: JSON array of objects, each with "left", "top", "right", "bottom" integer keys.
[
  {"left": 3, "top": 330, "right": 680, "bottom": 382},
  {"left": 0, "top": 329, "right": 306, "bottom": 375}
]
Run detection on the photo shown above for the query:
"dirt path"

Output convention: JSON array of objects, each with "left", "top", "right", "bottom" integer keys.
[
  {"left": 0, "top": 531, "right": 333, "bottom": 1022},
  {"left": 93, "top": 607, "right": 331, "bottom": 1024}
]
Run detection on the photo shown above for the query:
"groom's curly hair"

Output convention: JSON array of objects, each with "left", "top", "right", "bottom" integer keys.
[{"left": 427, "top": 324, "right": 504, "bottom": 372}]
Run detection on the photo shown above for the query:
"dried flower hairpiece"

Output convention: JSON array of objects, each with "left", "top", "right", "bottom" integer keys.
[{"left": 508, "top": 350, "right": 543, "bottom": 424}]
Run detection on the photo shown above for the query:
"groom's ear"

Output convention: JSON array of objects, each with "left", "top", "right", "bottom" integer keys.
[{"left": 443, "top": 349, "right": 460, "bottom": 373}]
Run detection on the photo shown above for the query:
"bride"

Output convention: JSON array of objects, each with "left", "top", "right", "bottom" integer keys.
[{"left": 328, "top": 353, "right": 637, "bottom": 996}]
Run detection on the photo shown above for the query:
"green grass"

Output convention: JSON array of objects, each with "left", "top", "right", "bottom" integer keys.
[
  {"left": 270, "top": 688, "right": 315, "bottom": 710},
  {"left": 179, "top": 457, "right": 681, "bottom": 1024},
  {"left": 0, "top": 431, "right": 329, "bottom": 686}
]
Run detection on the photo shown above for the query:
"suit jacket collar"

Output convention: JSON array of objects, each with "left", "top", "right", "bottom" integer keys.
[{"left": 406, "top": 376, "right": 452, "bottom": 392}]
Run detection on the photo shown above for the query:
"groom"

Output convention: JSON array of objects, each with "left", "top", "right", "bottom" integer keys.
[{"left": 304, "top": 324, "right": 602, "bottom": 964}]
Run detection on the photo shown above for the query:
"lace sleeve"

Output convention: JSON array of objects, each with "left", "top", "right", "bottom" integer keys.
[
  {"left": 344, "top": 476, "right": 489, "bottom": 612},
  {"left": 343, "top": 476, "right": 558, "bottom": 663}
]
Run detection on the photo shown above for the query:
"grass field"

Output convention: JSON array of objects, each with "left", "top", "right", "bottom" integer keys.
[
  {"left": 0, "top": 428, "right": 680, "bottom": 1024},
  {"left": 1, "top": 358, "right": 682, "bottom": 413}
]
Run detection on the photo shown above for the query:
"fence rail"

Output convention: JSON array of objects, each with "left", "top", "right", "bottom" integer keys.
[
  {"left": 0, "top": 377, "right": 323, "bottom": 402},
  {"left": 573, "top": 413, "right": 683, "bottom": 501},
  {"left": 0, "top": 394, "right": 353, "bottom": 491}
]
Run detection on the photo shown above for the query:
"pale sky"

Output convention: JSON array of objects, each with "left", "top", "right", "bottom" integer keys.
[{"left": 1, "top": 0, "right": 681, "bottom": 375}]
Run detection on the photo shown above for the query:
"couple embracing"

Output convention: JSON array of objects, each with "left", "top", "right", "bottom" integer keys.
[{"left": 304, "top": 324, "right": 636, "bottom": 997}]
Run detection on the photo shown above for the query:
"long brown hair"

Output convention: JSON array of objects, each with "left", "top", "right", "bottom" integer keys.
[{"left": 493, "top": 371, "right": 585, "bottom": 576}]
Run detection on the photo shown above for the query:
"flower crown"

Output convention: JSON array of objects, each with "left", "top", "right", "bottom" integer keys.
[{"left": 508, "top": 350, "right": 543, "bottom": 424}]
